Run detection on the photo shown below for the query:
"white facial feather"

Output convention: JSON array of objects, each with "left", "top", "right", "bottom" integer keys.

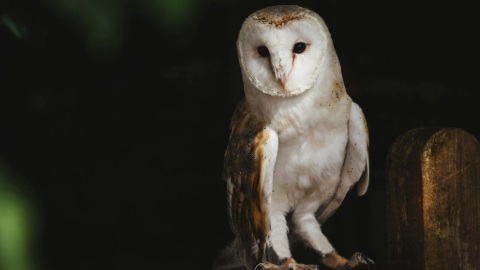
[{"left": 237, "top": 8, "right": 330, "bottom": 97}]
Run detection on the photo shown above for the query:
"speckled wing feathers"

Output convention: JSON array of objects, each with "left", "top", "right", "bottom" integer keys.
[{"left": 223, "top": 99, "right": 278, "bottom": 263}]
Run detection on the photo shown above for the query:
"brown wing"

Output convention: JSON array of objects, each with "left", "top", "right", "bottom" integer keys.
[{"left": 223, "top": 99, "right": 278, "bottom": 264}]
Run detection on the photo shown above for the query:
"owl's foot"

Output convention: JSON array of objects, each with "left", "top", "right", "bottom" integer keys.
[
  {"left": 320, "top": 251, "right": 375, "bottom": 270},
  {"left": 259, "top": 257, "right": 318, "bottom": 270}
]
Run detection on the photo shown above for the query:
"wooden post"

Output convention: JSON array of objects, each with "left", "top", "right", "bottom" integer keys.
[{"left": 386, "top": 127, "right": 480, "bottom": 270}]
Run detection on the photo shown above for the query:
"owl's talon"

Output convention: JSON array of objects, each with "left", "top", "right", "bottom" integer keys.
[
  {"left": 260, "top": 258, "right": 318, "bottom": 270},
  {"left": 348, "top": 252, "right": 375, "bottom": 270},
  {"left": 357, "top": 253, "right": 375, "bottom": 270},
  {"left": 320, "top": 251, "right": 374, "bottom": 270}
]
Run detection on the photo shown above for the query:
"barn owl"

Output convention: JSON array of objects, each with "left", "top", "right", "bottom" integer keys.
[{"left": 213, "top": 5, "right": 374, "bottom": 270}]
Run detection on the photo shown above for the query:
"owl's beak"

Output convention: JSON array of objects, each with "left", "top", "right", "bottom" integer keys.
[
  {"left": 271, "top": 54, "right": 291, "bottom": 90},
  {"left": 279, "top": 76, "right": 287, "bottom": 89},
  {"left": 272, "top": 64, "right": 289, "bottom": 90}
]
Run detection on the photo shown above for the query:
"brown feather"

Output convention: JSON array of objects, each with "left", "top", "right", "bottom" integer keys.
[{"left": 224, "top": 99, "right": 271, "bottom": 263}]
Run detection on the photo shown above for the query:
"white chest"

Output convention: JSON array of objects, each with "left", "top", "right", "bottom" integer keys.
[
  {"left": 270, "top": 122, "right": 348, "bottom": 212},
  {"left": 250, "top": 77, "right": 352, "bottom": 212}
]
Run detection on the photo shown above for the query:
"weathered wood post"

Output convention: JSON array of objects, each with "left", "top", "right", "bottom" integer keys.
[{"left": 386, "top": 127, "right": 480, "bottom": 270}]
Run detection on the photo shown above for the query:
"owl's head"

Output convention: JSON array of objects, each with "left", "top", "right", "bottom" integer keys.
[{"left": 237, "top": 5, "right": 335, "bottom": 97}]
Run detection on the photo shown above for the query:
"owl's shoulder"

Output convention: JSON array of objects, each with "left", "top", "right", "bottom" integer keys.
[
  {"left": 224, "top": 99, "right": 273, "bottom": 177},
  {"left": 229, "top": 99, "right": 264, "bottom": 131}
]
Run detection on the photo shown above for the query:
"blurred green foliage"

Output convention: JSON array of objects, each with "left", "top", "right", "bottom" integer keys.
[
  {"left": 0, "top": 161, "right": 40, "bottom": 270},
  {"left": 0, "top": 13, "right": 29, "bottom": 40},
  {"left": 40, "top": 0, "right": 211, "bottom": 57}
]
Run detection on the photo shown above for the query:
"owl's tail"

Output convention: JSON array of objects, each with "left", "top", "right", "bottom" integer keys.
[{"left": 212, "top": 238, "right": 246, "bottom": 270}]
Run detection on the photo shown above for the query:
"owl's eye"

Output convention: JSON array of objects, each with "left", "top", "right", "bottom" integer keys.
[
  {"left": 293, "top": 42, "right": 306, "bottom": 54},
  {"left": 257, "top": 46, "right": 270, "bottom": 57}
]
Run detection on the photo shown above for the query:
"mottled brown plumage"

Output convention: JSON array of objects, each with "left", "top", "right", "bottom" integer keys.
[
  {"left": 223, "top": 100, "right": 270, "bottom": 263},
  {"left": 253, "top": 5, "right": 306, "bottom": 28}
]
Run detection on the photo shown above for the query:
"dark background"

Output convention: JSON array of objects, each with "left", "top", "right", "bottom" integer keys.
[{"left": 1, "top": 0, "right": 478, "bottom": 269}]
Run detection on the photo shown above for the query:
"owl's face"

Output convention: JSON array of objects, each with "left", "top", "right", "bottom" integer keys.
[{"left": 237, "top": 6, "right": 330, "bottom": 97}]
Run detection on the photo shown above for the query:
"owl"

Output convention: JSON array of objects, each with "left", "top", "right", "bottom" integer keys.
[{"left": 213, "top": 5, "right": 374, "bottom": 270}]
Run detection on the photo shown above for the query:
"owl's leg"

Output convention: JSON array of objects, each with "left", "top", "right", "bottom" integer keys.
[
  {"left": 261, "top": 212, "right": 313, "bottom": 269},
  {"left": 291, "top": 211, "right": 373, "bottom": 270},
  {"left": 291, "top": 211, "right": 335, "bottom": 255},
  {"left": 268, "top": 211, "right": 292, "bottom": 261}
]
